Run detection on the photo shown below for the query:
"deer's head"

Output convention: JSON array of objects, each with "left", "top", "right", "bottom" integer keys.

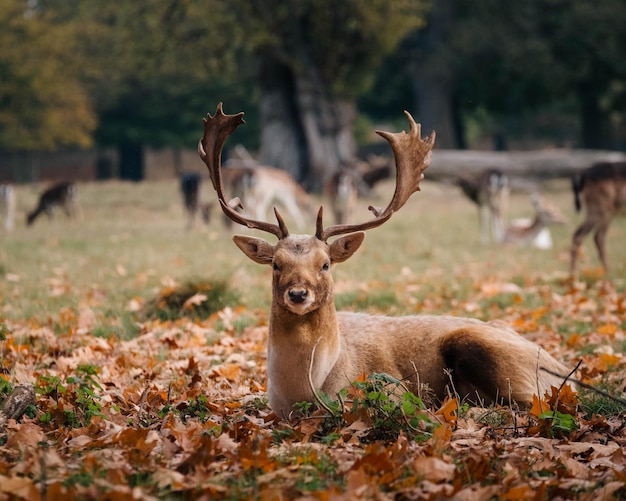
[
  {"left": 198, "top": 103, "right": 435, "bottom": 316},
  {"left": 233, "top": 229, "right": 363, "bottom": 315}
]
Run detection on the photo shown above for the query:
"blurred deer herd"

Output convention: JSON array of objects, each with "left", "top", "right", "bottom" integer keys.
[
  {"left": 178, "top": 151, "right": 624, "bottom": 276},
  {"left": 1, "top": 144, "right": 625, "bottom": 278}
]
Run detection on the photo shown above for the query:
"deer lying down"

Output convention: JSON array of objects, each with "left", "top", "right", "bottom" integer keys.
[
  {"left": 198, "top": 104, "right": 573, "bottom": 420},
  {"left": 503, "top": 194, "right": 566, "bottom": 249}
]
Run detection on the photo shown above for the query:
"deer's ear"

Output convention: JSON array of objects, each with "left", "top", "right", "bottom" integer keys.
[
  {"left": 233, "top": 235, "right": 275, "bottom": 265},
  {"left": 329, "top": 232, "right": 365, "bottom": 264}
]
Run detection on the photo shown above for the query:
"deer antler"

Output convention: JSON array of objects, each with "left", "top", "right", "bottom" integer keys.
[
  {"left": 198, "top": 103, "right": 289, "bottom": 239},
  {"left": 316, "top": 110, "right": 435, "bottom": 241}
]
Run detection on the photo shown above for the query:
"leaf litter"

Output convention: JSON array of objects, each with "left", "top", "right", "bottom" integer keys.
[{"left": 0, "top": 275, "right": 625, "bottom": 500}]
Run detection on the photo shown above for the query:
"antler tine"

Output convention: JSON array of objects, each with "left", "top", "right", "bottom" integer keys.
[
  {"left": 198, "top": 103, "right": 287, "bottom": 239},
  {"left": 319, "top": 111, "right": 435, "bottom": 241}
]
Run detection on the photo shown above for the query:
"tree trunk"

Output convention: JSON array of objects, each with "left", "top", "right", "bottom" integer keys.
[
  {"left": 258, "top": 58, "right": 308, "bottom": 183},
  {"left": 295, "top": 73, "right": 357, "bottom": 191},
  {"left": 413, "top": 76, "right": 462, "bottom": 149},
  {"left": 257, "top": 55, "right": 358, "bottom": 192},
  {"left": 409, "top": 0, "right": 463, "bottom": 149}
]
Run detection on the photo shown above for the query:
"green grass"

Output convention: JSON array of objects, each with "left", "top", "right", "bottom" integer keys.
[{"left": 0, "top": 178, "right": 624, "bottom": 327}]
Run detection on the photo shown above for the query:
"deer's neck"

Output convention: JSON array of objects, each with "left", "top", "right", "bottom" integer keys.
[
  {"left": 523, "top": 215, "right": 546, "bottom": 237},
  {"left": 266, "top": 301, "right": 341, "bottom": 415},
  {"left": 508, "top": 215, "right": 545, "bottom": 241}
]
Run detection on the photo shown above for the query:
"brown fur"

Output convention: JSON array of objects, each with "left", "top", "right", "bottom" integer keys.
[
  {"left": 223, "top": 166, "right": 315, "bottom": 230},
  {"left": 199, "top": 104, "right": 573, "bottom": 421},
  {"left": 26, "top": 181, "right": 80, "bottom": 226},
  {"left": 457, "top": 169, "right": 509, "bottom": 244},
  {"left": 570, "top": 161, "right": 626, "bottom": 274},
  {"left": 234, "top": 232, "right": 571, "bottom": 419}
]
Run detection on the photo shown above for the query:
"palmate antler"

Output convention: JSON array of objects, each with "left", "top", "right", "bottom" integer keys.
[
  {"left": 316, "top": 111, "right": 435, "bottom": 241},
  {"left": 198, "top": 103, "right": 289, "bottom": 239},
  {"left": 198, "top": 104, "right": 435, "bottom": 241}
]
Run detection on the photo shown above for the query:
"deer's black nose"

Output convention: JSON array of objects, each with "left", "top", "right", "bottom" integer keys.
[{"left": 288, "top": 289, "right": 308, "bottom": 304}]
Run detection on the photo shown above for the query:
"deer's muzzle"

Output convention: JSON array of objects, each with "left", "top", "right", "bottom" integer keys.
[{"left": 288, "top": 288, "right": 308, "bottom": 304}]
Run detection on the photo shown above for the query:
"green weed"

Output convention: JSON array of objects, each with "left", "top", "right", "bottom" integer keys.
[{"left": 37, "top": 364, "right": 104, "bottom": 427}]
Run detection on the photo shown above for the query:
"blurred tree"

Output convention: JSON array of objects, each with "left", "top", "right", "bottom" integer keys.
[
  {"left": 534, "top": 0, "right": 626, "bottom": 149},
  {"left": 401, "top": 0, "right": 626, "bottom": 149},
  {"left": 42, "top": 0, "right": 258, "bottom": 181},
  {"left": 0, "top": 0, "right": 96, "bottom": 152},
  {"left": 232, "top": 0, "right": 429, "bottom": 188}
]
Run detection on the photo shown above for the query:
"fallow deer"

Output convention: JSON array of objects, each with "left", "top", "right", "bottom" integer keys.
[
  {"left": 221, "top": 165, "right": 315, "bottom": 231},
  {"left": 323, "top": 168, "right": 359, "bottom": 225},
  {"left": 198, "top": 103, "right": 573, "bottom": 420},
  {"left": 503, "top": 194, "right": 566, "bottom": 249},
  {"left": 457, "top": 169, "right": 510, "bottom": 244},
  {"left": 0, "top": 184, "right": 16, "bottom": 231},
  {"left": 180, "top": 172, "right": 212, "bottom": 229},
  {"left": 570, "top": 161, "right": 626, "bottom": 274},
  {"left": 26, "top": 181, "right": 80, "bottom": 226},
  {"left": 323, "top": 157, "right": 393, "bottom": 225}
]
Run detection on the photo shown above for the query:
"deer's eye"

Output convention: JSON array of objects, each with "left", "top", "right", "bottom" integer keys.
[
  {"left": 321, "top": 262, "right": 330, "bottom": 272},
  {"left": 273, "top": 262, "right": 280, "bottom": 272}
]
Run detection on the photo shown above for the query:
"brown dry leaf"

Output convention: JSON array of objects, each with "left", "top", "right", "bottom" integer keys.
[
  {"left": 435, "top": 397, "right": 458, "bottom": 424},
  {"left": 480, "top": 281, "right": 522, "bottom": 296},
  {"left": 212, "top": 362, "right": 241, "bottom": 382},
  {"left": 412, "top": 456, "right": 455, "bottom": 483},
  {"left": 182, "top": 293, "right": 208, "bottom": 310},
  {"left": 0, "top": 475, "right": 39, "bottom": 500},
  {"left": 6, "top": 422, "right": 45, "bottom": 450},
  {"left": 500, "top": 484, "right": 536, "bottom": 500},
  {"left": 597, "top": 323, "right": 619, "bottom": 336}
]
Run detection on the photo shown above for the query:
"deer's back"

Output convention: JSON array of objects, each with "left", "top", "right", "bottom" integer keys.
[
  {"left": 334, "top": 313, "right": 503, "bottom": 388},
  {"left": 332, "top": 311, "right": 567, "bottom": 403},
  {"left": 580, "top": 162, "right": 626, "bottom": 210}
]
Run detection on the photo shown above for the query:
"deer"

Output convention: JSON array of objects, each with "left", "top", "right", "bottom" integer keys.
[
  {"left": 503, "top": 193, "right": 567, "bottom": 249},
  {"left": 323, "top": 168, "right": 359, "bottom": 225},
  {"left": 323, "top": 156, "right": 394, "bottom": 225},
  {"left": 570, "top": 161, "right": 626, "bottom": 275},
  {"left": 198, "top": 103, "right": 573, "bottom": 420},
  {"left": 180, "top": 172, "right": 213, "bottom": 229},
  {"left": 221, "top": 165, "right": 315, "bottom": 231},
  {"left": 26, "top": 181, "right": 80, "bottom": 226},
  {"left": 0, "top": 184, "right": 16, "bottom": 231},
  {"left": 457, "top": 168, "right": 510, "bottom": 244}
]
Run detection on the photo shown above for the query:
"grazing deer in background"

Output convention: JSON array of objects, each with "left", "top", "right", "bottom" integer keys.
[
  {"left": 198, "top": 103, "right": 572, "bottom": 420},
  {"left": 180, "top": 172, "right": 213, "bottom": 229},
  {"left": 324, "top": 156, "right": 393, "bottom": 225},
  {"left": 359, "top": 155, "right": 393, "bottom": 192},
  {"left": 457, "top": 168, "right": 510, "bottom": 244},
  {"left": 26, "top": 181, "right": 80, "bottom": 226},
  {"left": 324, "top": 168, "right": 359, "bottom": 225},
  {"left": 504, "top": 193, "right": 567, "bottom": 249},
  {"left": 570, "top": 161, "right": 626, "bottom": 274},
  {"left": 0, "top": 184, "right": 16, "bottom": 231},
  {"left": 222, "top": 165, "right": 315, "bottom": 231}
]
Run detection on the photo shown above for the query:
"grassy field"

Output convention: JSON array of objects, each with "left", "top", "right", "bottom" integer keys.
[
  {"left": 2, "top": 176, "right": 626, "bottom": 499},
  {"left": 1, "top": 177, "right": 624, "bottom": 331}
]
